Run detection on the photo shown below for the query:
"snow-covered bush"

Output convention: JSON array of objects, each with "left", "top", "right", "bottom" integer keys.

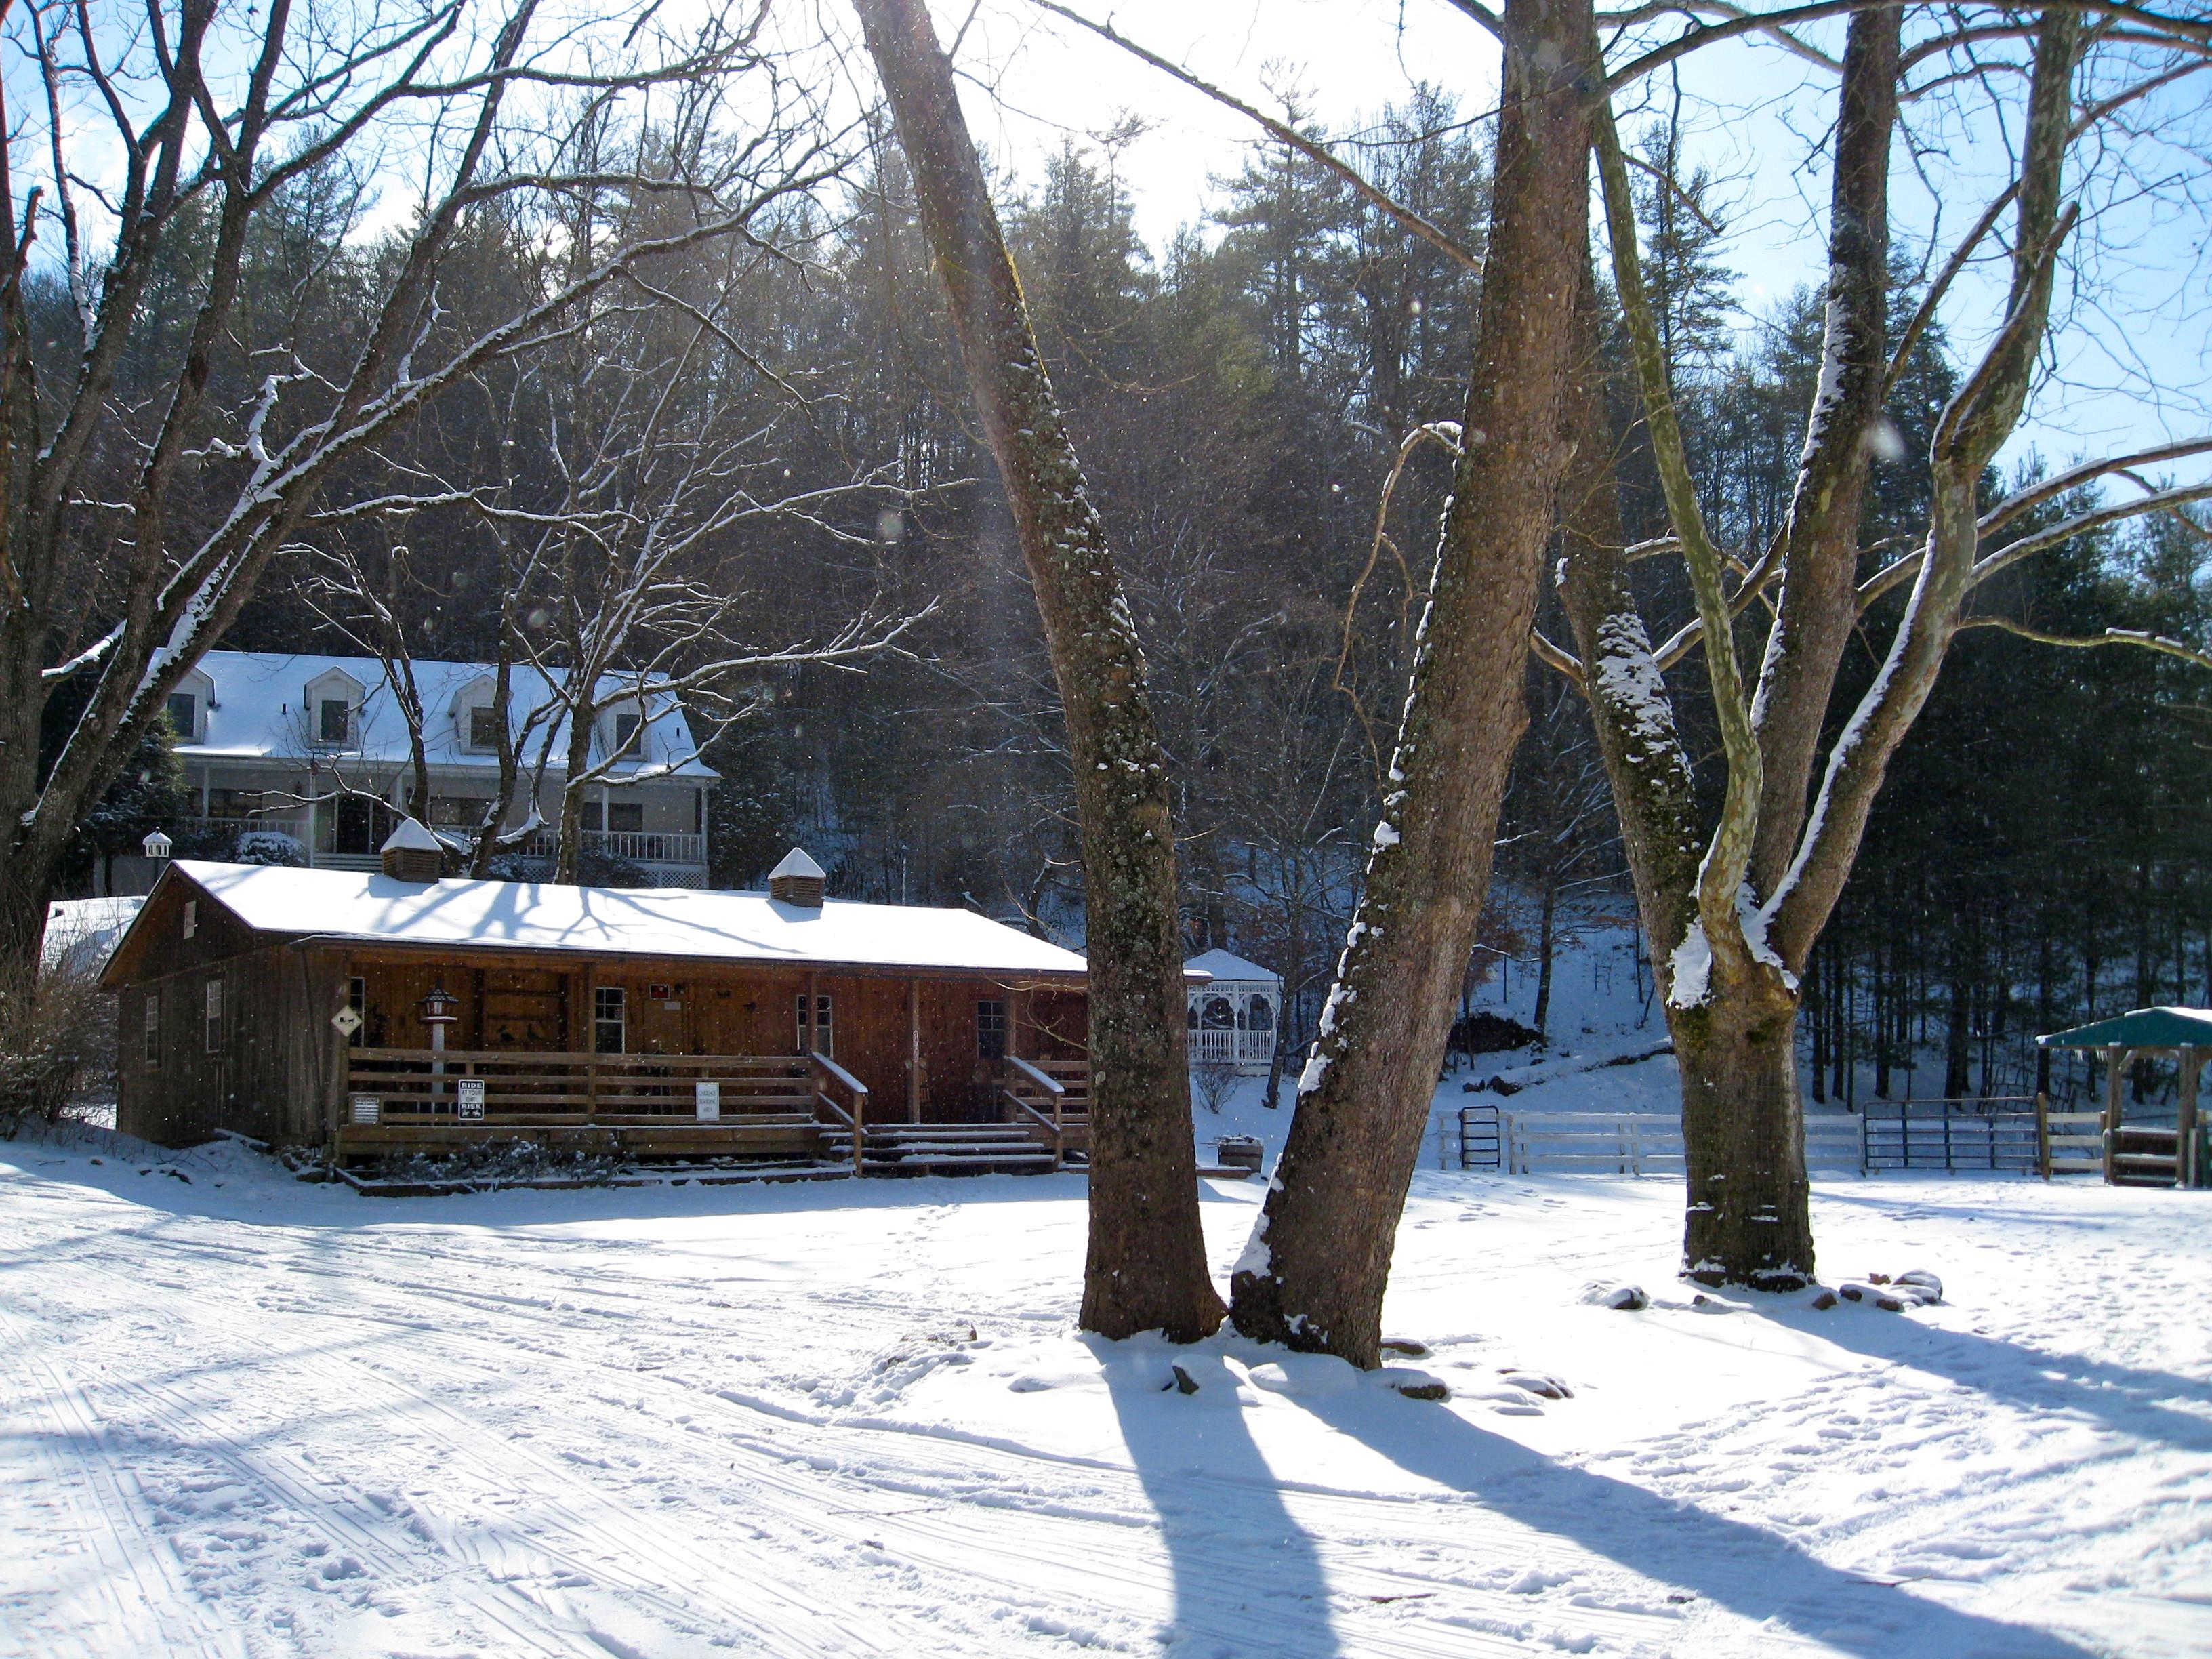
[{"left": 230, "top": 828, "right": 307, "bottom": 867}]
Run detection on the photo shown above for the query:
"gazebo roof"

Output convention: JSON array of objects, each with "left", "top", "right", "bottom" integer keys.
[
  {"left": 1184, "top": 948, "right": 1280, "bottom": 987},
  {"left": 2037, "top": 1006, "right": 2212, "bottom": 1050}
]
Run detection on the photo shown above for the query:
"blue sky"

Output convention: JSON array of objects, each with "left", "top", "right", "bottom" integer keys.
[{"left": 947, "top": 0, "right": 2212, "bottom": 489}]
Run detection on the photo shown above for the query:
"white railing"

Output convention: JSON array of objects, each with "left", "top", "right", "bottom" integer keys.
[
  {"left": 519, "top": 829, "right": 705, "bottom": 866},
  {"left": 1189, "top": 1027, "right": 1276, "bottom": 1071}
]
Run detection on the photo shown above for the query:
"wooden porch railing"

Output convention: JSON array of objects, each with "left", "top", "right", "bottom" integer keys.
[
  {"left": 1001, "top": 1054, "right": 1066, "bottom": 1168},
  {"left": 810, "top": 1050, "right": 869, "bottom": 1176},
  {"left": 345, "top": 1048, "right": 813, "bottom": 1124}
]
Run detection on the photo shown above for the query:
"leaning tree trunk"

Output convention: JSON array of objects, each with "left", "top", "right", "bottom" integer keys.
[
  {"left": 1673, "top": 977, "right": 1814, "bottom": 1286},
  {"left": 1227, "top": 0, "right": 1595, "bottom": 1368},
  {"left": 853, "top": 0, "right": 1221, "bottom": 1341}
]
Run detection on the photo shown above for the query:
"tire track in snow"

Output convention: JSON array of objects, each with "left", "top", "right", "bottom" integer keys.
[{"left": 0, "top": 1308, "right": 241, "bottom": 1659}]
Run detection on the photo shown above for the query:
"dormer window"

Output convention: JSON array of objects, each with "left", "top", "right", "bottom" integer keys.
[
  {"left": 468, "top": 705, "right": 501, "bottom": 750},
  {"left": 610, "top": 710, "right": 642, "bottom": 757},
  {"left": 303, "top": 668, "right": 365, "bottom": 750},
  {"left": 163, "top": 668, "right": 214, "bottom": 743}
]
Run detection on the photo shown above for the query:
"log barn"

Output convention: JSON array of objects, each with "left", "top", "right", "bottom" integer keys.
[{"left": 102, "top": 836, "right": 1104, "bottom": 1174}]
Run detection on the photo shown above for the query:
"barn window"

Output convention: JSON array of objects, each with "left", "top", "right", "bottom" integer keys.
[
  {"left": 348, "top": 977, "right": 367, "bottom": 1048},
  {"left": 594, "top": 986, "right": 626, "bottom": 1054},
  {"left": 977, "top": 999, "right": 1008, "bottom": 1061},
  {"left": 203, "top": 977, "right": 224, "bottom": 1053},
  {"left": 144, "top": 991, "right": 161, "bottom": 1069},
  {"left": 796, "top": 993, "right": 833, "bottom": 1057},
  {"left": 182, "top": 899, "right": 197, "bottom": 940}
]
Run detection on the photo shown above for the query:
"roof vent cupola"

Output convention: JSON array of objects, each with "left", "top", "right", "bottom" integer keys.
[
  {"left": 380, "top": 817, "right": 444, "bottom": 884},
  {"left": 766, "top": 846, "right": 825, "bottom": 909}
]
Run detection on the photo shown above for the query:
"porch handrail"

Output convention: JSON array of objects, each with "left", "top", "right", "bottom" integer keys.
[
  {"left": 811, "top": 1051, "right": 868, "bottom": 1175},
  {"left": 1006, "top": 1055, "right": 1065, "bottom": 1097},
  {"left": 1002, "top": 1091, "right": 1065, "bottom": 1170}
]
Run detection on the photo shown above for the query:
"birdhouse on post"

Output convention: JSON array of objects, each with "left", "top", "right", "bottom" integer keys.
[{"left": 142, "top": 828, "right": 173, "bottom": 861}]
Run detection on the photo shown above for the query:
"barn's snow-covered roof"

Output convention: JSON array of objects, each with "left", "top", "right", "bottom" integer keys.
[
  {"left": 168, "top": 650, "right": 716, "bottom": 779},
  {"left": 1183, "top": 948, "right": 1279, "bottom": 986},
  {"left": 145, "top": 861, "right": 1089, "bottom": 979}
]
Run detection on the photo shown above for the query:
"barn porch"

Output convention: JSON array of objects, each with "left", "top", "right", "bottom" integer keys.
[
  {"left": 104, "top": 846, "right": 1112, "bottom": 1172},
  {"left": 337, "top": 1044, "right": 1092, "bottom": 1172}
]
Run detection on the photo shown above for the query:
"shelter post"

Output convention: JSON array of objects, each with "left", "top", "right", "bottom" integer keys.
[
  {"left": 2180, "top": 1051, "right": 2201, "bottom": 1189},
  {"left": 2103, "top": 1045, "right": 2126, "bottom": 1183}
]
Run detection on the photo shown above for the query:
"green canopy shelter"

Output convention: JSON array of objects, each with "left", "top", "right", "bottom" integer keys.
[{"left": 2038, "top": 1008, "right": 2212, "bottom": 1187}]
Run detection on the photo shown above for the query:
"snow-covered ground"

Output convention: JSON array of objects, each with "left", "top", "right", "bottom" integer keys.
[{"left": 4, "top": 1124, "right": 2207, "bottom": 1658}]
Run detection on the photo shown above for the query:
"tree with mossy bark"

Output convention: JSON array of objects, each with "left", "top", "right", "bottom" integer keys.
[
  {"left": 1224, "top": 0, "right": 1600, "bottom": 1368},
  {"left": 850, "top": 0, "right": 1223, "bottom": 1342},
  {"left": 1561, "top": 3, "right": 2212, "bottom": 1288}
]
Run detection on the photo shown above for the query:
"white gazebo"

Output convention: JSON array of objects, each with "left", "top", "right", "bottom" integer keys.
[{"left": 1184, "top": 949, "right": 1283, "bottom": 1075}]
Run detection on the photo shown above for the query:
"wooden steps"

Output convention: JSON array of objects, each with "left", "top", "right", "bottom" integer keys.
[
  {"left": 2112, "top": 1126, "right": 2179, "bottom": 1187},
  {"left": 844, "top": 1122, "right": 1062, "bottom": 1175}
]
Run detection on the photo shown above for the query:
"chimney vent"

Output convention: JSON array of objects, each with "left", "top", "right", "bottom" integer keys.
[
  {"left": 766, "top": 846, "right": 825, "bottom": 908},
  {"left": 380, "top": 817, "right": 444, "bottom": 883}
]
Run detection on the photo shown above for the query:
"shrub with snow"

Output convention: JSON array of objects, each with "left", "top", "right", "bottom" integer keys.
[{"left": 231, "top": 828, "right": 307, "bottom": 867}]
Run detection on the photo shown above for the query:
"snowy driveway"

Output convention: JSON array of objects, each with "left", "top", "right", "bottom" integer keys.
[{"left": 2, "top": 1137, "right": 2207, "bottom": 1657}]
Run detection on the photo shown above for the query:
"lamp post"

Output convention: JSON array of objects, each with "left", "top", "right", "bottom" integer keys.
[{"left": 419, "top": 982, "right": 459, "bottom": 1105}]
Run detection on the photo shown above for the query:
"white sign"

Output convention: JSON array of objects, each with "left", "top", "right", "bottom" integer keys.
[
  {"left": 350, "top": 1095, "right": 380, "bottom": 1125},
  {"left": 331, "top": 1006, "right": 362, "bottom": 1037},
  {"left": 695, "top": 1081, "right": 721, "bottom": 1122},
  {"left": 457, "top": 1078, "right": 486, "bottom": 1120}
]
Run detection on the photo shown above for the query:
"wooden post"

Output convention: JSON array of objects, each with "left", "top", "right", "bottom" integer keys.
[
  {"left": 2102, "top": 1044, "right": 2126, "bottom": 1184},
  {"left": 907, "top": 979, "right": 922, "bottom": 1124},
  {"left": 2035, "top": 1090, "right": 2051, "bottom": 1181},
  {"left": 2179, "top": 1049, "right": 2200, "bottom": 1190}
]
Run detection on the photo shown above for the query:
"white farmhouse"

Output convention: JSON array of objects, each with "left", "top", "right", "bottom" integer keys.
[{"left": 155, "top": 651, "right": 715, "bottom": 886}]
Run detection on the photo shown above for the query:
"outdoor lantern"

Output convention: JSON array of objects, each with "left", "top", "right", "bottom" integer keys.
[
  {"left": 419, "top": 983, "right": 460, "bottom": 1050},
  {"left": 142, "top": 828, "right": 172, "bottom": 860}
]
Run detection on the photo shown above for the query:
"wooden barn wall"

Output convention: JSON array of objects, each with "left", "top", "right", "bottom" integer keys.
[{"left": 117, "top": 941, "right": 326, "bottom": 1147}]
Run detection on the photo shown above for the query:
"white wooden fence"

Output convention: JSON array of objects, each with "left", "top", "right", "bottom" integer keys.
[
  {"left": 1457, "top": 1107, "right": 1887, "bottom": 1175},
  {"left": 1456, "top": 1103, "right": 2094, "bottom": 1176}
]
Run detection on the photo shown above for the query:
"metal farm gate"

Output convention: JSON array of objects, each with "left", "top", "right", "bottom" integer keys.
[{"left": 1859, "top": 1097, "right": 2043, "bottom": 1173}]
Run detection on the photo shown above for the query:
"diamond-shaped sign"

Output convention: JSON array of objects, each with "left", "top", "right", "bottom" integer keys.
[{"left": 331, "top": 1006, "right": 363, "bottom": 1036}]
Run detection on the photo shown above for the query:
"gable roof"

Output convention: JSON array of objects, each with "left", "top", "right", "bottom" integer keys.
[
  {"left": 170, "top": 650, "right": 716, "bottom": 779},
  {"left": 112, "top": 861, "right": 1089, "bottom": 982},
  {"left": 2037, "top": 1007, "right": 2212, "bottom": 1050},
  {"left": 1183, "top": 948, "right": 1279, "bottom": 985}
]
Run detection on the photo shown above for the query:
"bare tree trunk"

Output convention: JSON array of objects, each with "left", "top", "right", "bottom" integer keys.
[
  {"left": 1677, "top": 983, "right": 1814, "bottom": 1284},
  {"left": 1227, "top": 0, "right": 1595, "bottom": 1368},
  {"left": 852, "top": 0, "right": 1222, "bottom": 1341},
  {"left": 1533, "top": 876, "right": 1557, "bottom": 1040}
]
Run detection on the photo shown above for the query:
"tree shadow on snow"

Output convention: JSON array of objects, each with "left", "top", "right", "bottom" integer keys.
[
  {"left": 1098, "top": 1348, "right": 1340, "bottom": 1658},
  {"left": 1294, "top": 1392, "right": 2099, "bottom": 1659},
  {"left": 1765, "top": 1300, "right": 2212, "bottom": 1456}
]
